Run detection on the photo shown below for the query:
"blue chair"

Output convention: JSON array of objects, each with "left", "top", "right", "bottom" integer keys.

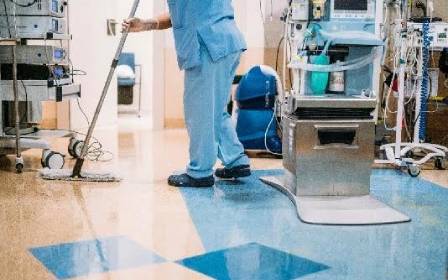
[
  {"left": 117, "top": 52, "right": 142, "bottom": 116},
  {"left": 118, "top": 52, "right": 136, "bottom": 87}
]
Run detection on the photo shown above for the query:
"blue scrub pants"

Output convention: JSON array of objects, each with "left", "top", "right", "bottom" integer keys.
[{"left": 184, "top": 47, "right": 250, "bottom": 178}]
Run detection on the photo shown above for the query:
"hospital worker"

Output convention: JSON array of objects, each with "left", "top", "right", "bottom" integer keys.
[{"left": 123, "top": 0, "right": 251, "bottom": 187}]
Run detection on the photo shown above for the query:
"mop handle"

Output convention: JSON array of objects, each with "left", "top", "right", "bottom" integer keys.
[{"left": 72, "top": 0, "right": 141, "bottom": 177}]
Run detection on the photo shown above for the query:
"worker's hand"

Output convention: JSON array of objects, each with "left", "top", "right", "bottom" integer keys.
[{"left": 122, "top": 18, "right": 158, "bottom": 33}]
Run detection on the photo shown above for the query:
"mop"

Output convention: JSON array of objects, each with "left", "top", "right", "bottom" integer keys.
[{"left": 40, "top": 0, "right": 141, "bottom": 182}]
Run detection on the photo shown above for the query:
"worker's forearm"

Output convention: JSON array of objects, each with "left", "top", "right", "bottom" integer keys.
[{"left": 148, "top": 12, "right": 172, "bottom": 30}]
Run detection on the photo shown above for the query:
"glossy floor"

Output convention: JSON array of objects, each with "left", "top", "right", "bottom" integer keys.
[{"left": 0, "top": 122, "right": 447, "bottom": 280}]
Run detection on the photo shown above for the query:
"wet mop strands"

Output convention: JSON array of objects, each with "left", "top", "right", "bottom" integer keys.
[{"left": 40, "top": 168, "right": 121, "bottom": 182}]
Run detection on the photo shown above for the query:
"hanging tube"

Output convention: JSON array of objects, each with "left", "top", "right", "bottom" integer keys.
[{"left": 290, "top": 48, "right": 381, "bottom": 72}]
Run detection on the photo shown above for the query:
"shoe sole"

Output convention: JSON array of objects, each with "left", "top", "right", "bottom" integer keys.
[
  {"left": 168, "top": 180, "right": 215, "bottom": 188},
  {"left": 216, "top": 169, "right": 251, "bottom": 179}
]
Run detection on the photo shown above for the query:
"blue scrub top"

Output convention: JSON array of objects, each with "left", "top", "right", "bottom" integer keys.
[{"left": 167, "top": 0, "right": 247, "bottom": 70}]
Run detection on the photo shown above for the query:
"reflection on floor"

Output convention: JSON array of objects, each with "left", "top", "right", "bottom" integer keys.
[{"left": 0, "top": 126, "right": 447, "bottom": 280}]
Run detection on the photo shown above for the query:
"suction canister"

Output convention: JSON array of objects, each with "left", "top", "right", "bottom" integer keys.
[
  {"left": 328, "top": 60, "right": 345, "bottom": 94},
  {"left": 328, "top": 51, "right": 348, "bottom": 94}
]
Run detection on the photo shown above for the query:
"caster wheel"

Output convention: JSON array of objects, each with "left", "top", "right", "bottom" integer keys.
[
  {"left": 68, "top": 138, "right": 84, "bottom": 159},
  {"left": 435, "top": 157, "right": 447, "bottom": 170},
  {"left": 405, "top": 150, "right": 414, "bottom": 158},
  {"left": 15, "top": 157, "right": 24, "bottom": 174},
  {"left": 16, "top": 163, "right": 24, "bottom": 173},
  {"left": 68, "top": 137, "right": 77, "bottom": 158},
  {"left": 41, "top": 150, "right": 65, "bottom": 169},
  {"left": 407, "top": 164, "right": 421, "bottom": 177}
]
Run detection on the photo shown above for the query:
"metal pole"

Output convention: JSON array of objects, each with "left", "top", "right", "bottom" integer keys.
[
  {"left": 72, "top": 0, "right": 141, "bottom": 177},
  {"left": 12, "top": 42, "right": 22, "bottom": 172},
  {"left": 395, "top": 32, "right": 406, "bottom": 160}
]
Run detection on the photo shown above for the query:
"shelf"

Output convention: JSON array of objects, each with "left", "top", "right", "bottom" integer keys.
[{"left": 0, "top": 80, "right": 81, "bottom": 102}]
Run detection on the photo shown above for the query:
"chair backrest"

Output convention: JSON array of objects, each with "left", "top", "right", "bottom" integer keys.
[{"left": 118, "top": 52, "right": 136, "bottom": 71}]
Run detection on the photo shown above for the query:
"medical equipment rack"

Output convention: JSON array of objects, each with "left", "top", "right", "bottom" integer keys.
[{"left": 0, "top": 1, "right": 80, "bottom": 173}]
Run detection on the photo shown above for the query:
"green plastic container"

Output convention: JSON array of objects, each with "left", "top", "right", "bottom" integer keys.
[{"left": 310, "top": 54, "right": 330, "bottom": 95}]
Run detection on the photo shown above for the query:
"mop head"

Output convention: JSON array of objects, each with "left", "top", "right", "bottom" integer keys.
[{"left": 39, "top": 168, "right": 122, "bottom": 182}]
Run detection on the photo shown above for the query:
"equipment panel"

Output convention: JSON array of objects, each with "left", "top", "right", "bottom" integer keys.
[
  {"left": 0, "top": 16, "right": 66, "bottom": 39},
  {"left": 0, "top": 0, "right": 65, "bottom": 17},
  {"left": 0, "top": 80, "right": 80, "bottom": 102},
  {"left": 408, "top": 22, "right": 448, "bottom": 50},
  {"left": 0, "top": 45, "right": 68, "bottom": 64},
  {"left": 331, "top": 0, "right": 375, "bottom": 19}
]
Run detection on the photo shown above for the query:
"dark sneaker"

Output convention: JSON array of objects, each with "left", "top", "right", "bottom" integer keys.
[
  {"left": 215, "top": 165, "right": 251, "bottom": 179},
  {"left": 168, "top": 173, "right": 215, "bottom": 188}
]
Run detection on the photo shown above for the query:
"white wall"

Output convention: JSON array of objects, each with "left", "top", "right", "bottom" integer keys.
[
  {"left": 152, "top": 0, "right": 167, "bottom": 130},
  {"left": 68, "top": 0, "right": 154, "bottom": 130},
  {"left": 68, "top": 0, "right": 118, "bottom": 130}
]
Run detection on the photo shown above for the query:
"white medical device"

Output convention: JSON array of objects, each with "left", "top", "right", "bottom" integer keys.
[{"left": 262, "top": 0, "right": 412, "bottom": 226}]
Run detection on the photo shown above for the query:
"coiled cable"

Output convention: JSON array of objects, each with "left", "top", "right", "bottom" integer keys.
[{"left": 418, "top": 19, "right": 430, "bottom": 142}]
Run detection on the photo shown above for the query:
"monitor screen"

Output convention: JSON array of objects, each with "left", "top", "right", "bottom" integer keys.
[{"left": 334, "top": 0, "right": 368, "bottom": 11}]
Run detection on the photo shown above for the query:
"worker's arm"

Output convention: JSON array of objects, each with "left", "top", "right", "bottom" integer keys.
[
  {"left": 153, "top": 13, "right": 172, "bottom": 30},
  {"left": 122, "top": 12, "right": 172, "bottom": 33}
]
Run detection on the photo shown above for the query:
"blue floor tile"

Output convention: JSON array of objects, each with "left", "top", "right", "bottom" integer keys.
[
  {"left": 179, "top": 169, "right": 448, "bottom": 280},
  {"left": 29, "top": 236, "right": 165, "bottom": 279},
  {"left": 177, "top": 242, "right": 329, "bottom": 280}
]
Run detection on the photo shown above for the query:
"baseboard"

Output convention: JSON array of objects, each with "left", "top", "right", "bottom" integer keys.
[
  {"left": 40, "top": 118, "right": 57, "bottom": 129},
  {"left": 165, "top": 118, "right": 185, "bottom": 128}
]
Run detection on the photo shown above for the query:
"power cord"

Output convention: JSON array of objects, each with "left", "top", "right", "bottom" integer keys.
[
  {"left": 264, "top": 100, "right": 282, "bottom": 156},
  {"left": 258, "top": 0, "right": 274, "bottom": 23},
  {"left": 2, "top": 0, "right": 11, "bottom": 37},
  {"left": 67, "top": 129, "right": 113, "bottom": 162},
  {"left": 70, "top": 95, "right": 114, "bottom": 162},
  {"left": 76, "top": 98, "right": 89, "bottom": 126},
  {"left": 275, "top": 36, "right": 285, "bottom": 72},
  {"left": 259, "top": 0, "right": 264, "bottom": 22}
]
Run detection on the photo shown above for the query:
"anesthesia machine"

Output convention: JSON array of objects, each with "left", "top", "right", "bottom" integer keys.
[{"left": 262, "top": 0, "right": 412, "bottom": 225}]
